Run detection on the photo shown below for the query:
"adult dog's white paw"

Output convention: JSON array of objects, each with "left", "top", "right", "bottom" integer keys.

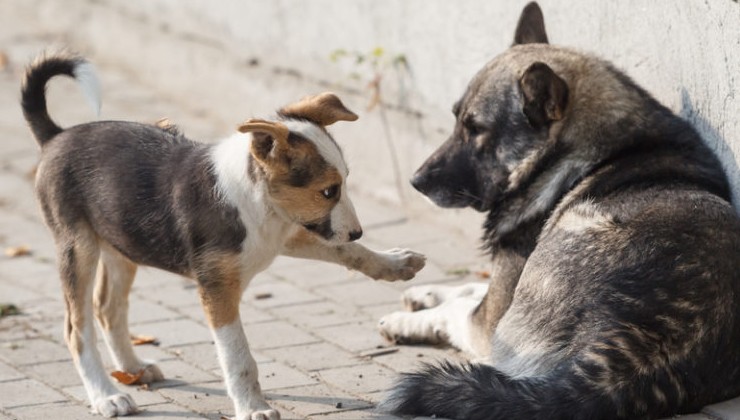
[
  {"left": 94, "top": 393, "right": 138, "bottom": 417},
  {"left": 402, "top": 285, "right": 445, "bottom": 311},
  {"left": 368, "top": 248, "right": 426, "bottom": 281},
  {"left": 378, "top": 310, "right": 447, "bottom": 345}
]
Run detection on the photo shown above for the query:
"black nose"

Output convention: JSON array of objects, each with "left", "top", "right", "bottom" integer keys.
[
  {"left": 349, "top": 230, "right": 363, "bottom": 241},
  {"left": 410, "top": 172, "right": 427, "bottom": 194}
]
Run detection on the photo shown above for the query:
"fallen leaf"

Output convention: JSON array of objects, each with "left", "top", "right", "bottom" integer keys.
[
  {"left": 111, "top": 369, "right": 144, "bottom": 385},
  {"left": 130, "top": 334, "right": 159, "bottom": 346},
  {"left": 475, "top": 270, "right": 491, "bottom": 279},
  {"left": 0, "top": 51, "right": 8, "bottom": 71},
  {"left": 5, "top": 245, "right": 31, "bottom": 258}
]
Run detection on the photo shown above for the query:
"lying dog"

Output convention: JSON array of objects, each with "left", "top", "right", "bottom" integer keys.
[
  {"left": 379, "top": 3, "right": 740, "bottom": 419},
  {"left": 21, "top": 52, "right": 425, "bottom": 419}
]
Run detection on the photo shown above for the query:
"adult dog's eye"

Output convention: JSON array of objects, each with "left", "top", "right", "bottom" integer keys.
[{"left": 321, "top": 184, "right": 340, "bottom": 199}]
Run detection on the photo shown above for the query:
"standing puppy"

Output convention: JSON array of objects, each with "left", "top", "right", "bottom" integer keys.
[
  {"left": 380, "top": 3, "right": 740, "bottom": 419},
  {"left": 21, "top": 52, "right": 425, "bottom": 419}
]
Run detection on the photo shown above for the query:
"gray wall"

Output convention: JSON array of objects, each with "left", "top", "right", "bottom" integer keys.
[{"left": 14, "top": 0, "right": 740, "bottom": 231}]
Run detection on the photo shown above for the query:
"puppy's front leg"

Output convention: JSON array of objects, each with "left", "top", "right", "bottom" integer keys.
[
  {"left": 282, "top": 230, "right": 425, "bottom": 281},
  {"left": 197, "top": 256, "right": 279, "bottom": 420}
]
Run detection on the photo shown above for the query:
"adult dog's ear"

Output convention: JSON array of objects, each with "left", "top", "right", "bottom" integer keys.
[
  {"left": 279, "top": 92, "right": 358, "bottom": 126},
  {"left": 513, "top": 2, "right": 549, "bottom": 45},
  {"left": 519, "top": 62, "right": 568, "bottom": 129},
  {"left": 238, "top": 119, "right": 290, "bottom": 163}
]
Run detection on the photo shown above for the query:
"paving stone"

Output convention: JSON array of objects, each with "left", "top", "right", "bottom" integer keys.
[
  {"left": 9, "top": 402, "right": 99, "bottom": 420},
  {"left": 243, "top": 321, "right": 320, "bottom": 350},
  {"left": 150, "top": 358, "right": 220, "bottom": 388},
  {"left": 245, "top": 279, "right": 322, "bottom": 309},
  {"left": 269, "top": 300, "right": 370, "bottom": 330},
  {"left": 317, "top": 363, "right": 397, "bottom": 396},
  {"left": 128, "top": 298, "right": 182, "bottom": 325},
  {"left": 271, "top": 260, "right": 361, "bottom": 288},
  {"left": 135, "top": 403, "right": 208, "bottom": 418},
  {"left": 257, "top": 361, "right": 318, "bottom": 391},
  {"left": 702, "top": 396, "right": 740, "bottom": 419},
  {"left": 24, "top": 360, "right": 81, "bottom": 388},
  {"left": 157, "top": 385, "right": 233, "bottom": 418},
  {"left": 0, "top": 360, "right": 24, "bottom": 382},
  {"left": 0, "top": 378, "right": 67, "bottom": 408},
  {"left": 315, "top": 281, "right": 399, "bottom": 308},
  {"left": 309, "top": 407, "right": 401, "bottom": 419},
  {"left": 264, "top": 342, "right": 362, "bottom": 372},
  {"left": 313, "top": 322, "right": 388, "bottom": 353},
  {"left": 135, "top": 318, "right": 212, "bottom": 348},
  {"left": 64, "top": 383, "right": 169, "bottom": 407},
  {"left": 138, "top": 282, "right": 201, "bottom": 309},
  {"left": 268, "top": 383, "right": 373, "bottom": 417},
  {"left": 370, "top": 345, "right": 462, "bottom": 373},
  {"left": 0, "top": 337, "right": 70, "bottom": 366}
]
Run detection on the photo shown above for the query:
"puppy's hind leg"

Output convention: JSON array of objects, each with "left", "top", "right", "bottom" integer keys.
[
  {"left": 94, "top": 245, "right": 163, "bottom": 385},
  {"left": 57, "top": 229, "right": 138, "bottom": 417}
]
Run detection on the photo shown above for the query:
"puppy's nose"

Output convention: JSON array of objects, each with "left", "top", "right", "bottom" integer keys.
[{"left": 349, "top": 230, "right": 363, "bottom": 242}]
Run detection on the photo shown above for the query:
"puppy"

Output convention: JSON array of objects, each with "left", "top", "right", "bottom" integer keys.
[
  {"left": 379, "top": 3, "right": 740, "bottom": 419},
  {"left": 21, "top": 52, "right": 425, "bottom": 419}
]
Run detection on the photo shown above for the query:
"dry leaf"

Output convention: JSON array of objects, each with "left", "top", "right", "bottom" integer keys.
[
  {"left": 130, "top": 334, "right": 159, "bottom": 346},
  {"left": 475, "top": 270, "right": 491, "bottom": 279},
  {"left": 0, "top": 51, "right": 8, "bottom": 71},
  {"left": 111, "top": 369, "right": 144, "bottom": 385},
  {"left": 4, "top": 245, "right": 31, "bottom": 258}
]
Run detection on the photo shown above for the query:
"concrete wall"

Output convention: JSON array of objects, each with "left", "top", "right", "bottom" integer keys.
[{"left": 12, "top": 0, "right": 740, "bottom": 233}]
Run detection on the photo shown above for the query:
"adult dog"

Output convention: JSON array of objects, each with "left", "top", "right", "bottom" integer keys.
[
  {"left": 21, "top": 52, "right": 425, "bottom": 419},
  {"left": 379, "top": 3, "right": 740, "bottom": 419}
]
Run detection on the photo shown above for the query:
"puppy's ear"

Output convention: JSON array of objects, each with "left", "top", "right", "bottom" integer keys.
[
  {"left": 519, "top": 62, "right": 568, "bottom": 129},
  {"left": 237, "top": 119, "right": 290, "bottom": 163},
  {"left": 513, "top": 2, "right": 549, "bottom": 45},
  {"left": 279, "top": 92, "right": 358, "bottom": 126}
]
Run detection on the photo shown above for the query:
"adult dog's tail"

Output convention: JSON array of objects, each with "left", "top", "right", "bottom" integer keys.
[
  {"left": 381, "top": 362, "right": 642, "bottom": 420},
  {"left": 21, "top": 52, "right": 101, "bottom": 146}
]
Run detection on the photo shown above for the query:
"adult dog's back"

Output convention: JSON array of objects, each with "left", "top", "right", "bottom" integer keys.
[{"left": 380, "top": 3, "right": 740, "bottom": 419}]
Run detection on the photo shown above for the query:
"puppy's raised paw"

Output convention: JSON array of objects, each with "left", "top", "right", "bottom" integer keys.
[{"left": 367, "top": 248, "right": 426, "bottom": 281}]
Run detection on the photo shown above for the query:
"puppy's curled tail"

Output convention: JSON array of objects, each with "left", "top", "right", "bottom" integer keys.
[
  {"left": 21, "top": 51, "right": 101, "bottom": 146},
  {"left": 380, "top": 361, "right": 630, "bottom": 420}
]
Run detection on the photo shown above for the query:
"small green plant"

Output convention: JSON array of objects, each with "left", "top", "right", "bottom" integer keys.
[{"left": 330, "top": 47, "right": 413, "bottom": 203}]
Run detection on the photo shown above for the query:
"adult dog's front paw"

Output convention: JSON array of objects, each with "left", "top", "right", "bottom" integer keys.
[{"left": 367, "top": 248, "right": 426, "bottom": 281}]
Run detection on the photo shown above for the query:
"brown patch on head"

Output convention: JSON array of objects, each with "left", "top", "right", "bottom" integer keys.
[
  {"left": 279, "top": 92, "right": 358, "bottom": 126},
  {"left": 245, "top": 124, "right": 344, "bottom": 230},
  {"left": 196, "top": 252, "right": 243, "bottom": 329}
]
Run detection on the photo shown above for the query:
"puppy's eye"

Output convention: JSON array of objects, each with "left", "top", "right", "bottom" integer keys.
[{"left": 321, "top": 184, "right": 340, "bottom": 199}]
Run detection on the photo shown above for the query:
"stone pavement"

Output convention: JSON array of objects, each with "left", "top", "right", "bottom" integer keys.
[{"left": 2, "top": 18, "right": 740, "bottom": 420}]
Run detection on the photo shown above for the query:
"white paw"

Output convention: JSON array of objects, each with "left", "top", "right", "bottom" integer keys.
[
  {"left": 369, "top": 248, "right": 426, "bottom": 281},
  {"left": 93, "top": 393, "right": 138, "bottom": 417},
  {"left": 402, "top": 285, "right": 445, "bottom": 311},
  {"left": 377, "top": 311, "right": 446, "bottom": 345},
  {"left": 137, "top": 363, "right": 164, "bottom": 384},
  {"left": 238, "top": 408, "right": 280, "bottom": 420}
]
